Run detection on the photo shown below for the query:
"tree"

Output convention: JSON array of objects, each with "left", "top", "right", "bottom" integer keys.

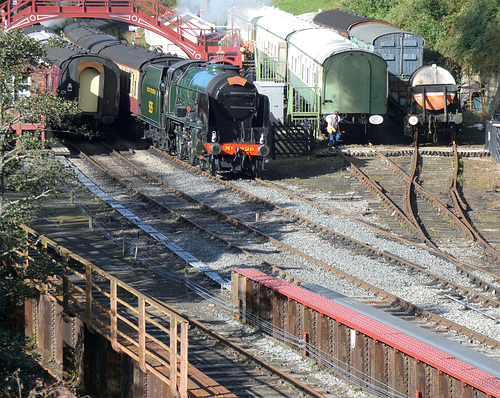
[
  {"left": 445, "top": 0, "right": 500, "bottom": 76},
  {"left": 0, "top": 29, "right": 78, "bottom": 397}
]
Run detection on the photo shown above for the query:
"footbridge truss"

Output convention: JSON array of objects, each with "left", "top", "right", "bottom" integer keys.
[{"left": 0, "top": 0, "right": 243, "bottom": 65}]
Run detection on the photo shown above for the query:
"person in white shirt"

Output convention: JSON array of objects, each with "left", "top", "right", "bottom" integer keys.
[{"left": 326, "top": 111, "right": 340, "bottom": 151}]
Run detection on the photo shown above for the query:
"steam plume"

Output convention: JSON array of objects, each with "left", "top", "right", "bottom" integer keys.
[{"left": 177, "top": 0, "right": 271, "bottom": 24}]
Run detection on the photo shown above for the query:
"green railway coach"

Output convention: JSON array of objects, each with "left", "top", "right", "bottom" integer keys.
[{"left": 253, "top": 7, "right": 387, "bottom": 129}]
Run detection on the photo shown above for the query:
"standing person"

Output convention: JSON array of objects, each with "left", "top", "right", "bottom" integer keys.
[{"left": 326, "top": 111, "right": 341, "bottom": 151}]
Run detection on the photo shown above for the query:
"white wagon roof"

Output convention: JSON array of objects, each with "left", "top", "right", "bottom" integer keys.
[
  {"left": 288, "top": 28, "right": 360, "bottom": 64},
  {"left": 254, "top": 7, "right": 363, "bottom": 64},
  {"left": 25, "top": 29, "right": 55, "bottom": 43},
  {"left": 256, "top": 7, "right": 317, "bottom": 39}
]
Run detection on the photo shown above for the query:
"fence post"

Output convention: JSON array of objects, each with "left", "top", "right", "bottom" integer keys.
[
  {"left": 85, "top": 264, "right": 93, "bottom": 330},
  {"left": 110, "top": 280, "right": 118, "bottom": 351},
  {"left": 170, "top": 318, "right": 178, "bottom": 394},
  {"left": 62, "top": 254, "right": 69, "bottom": 311},
  {"left": 180, "top": 321, "right": 188, "bottom": 398},
  {"left": 138, "top": 297, "right": 146, "bottom": 373}
]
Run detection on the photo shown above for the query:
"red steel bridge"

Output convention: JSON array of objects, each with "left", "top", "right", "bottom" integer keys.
[{"left": 0, "top": 0, "right": 243, "bottom": 65}]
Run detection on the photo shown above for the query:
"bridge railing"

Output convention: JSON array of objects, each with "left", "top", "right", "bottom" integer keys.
[
  {"left": 0, "top": 0, "right": 242, "bottom": 65},
  {"left": 15, "top": 224, "right": 190, "bottom": 397}
]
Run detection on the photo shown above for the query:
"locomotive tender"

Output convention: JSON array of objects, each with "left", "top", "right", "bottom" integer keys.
[
  {"left": 64, "top": 21, "right": 272, "bottom": 176},
  {"left": 229, "top": 6, "right": 388, "bottom": 134},
  {"left": 24, "top": 25, "right": 120, "bottom": 129}
]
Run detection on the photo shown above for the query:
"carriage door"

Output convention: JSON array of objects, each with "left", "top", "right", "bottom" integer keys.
[
  {"left": 402, "top": 34, "right": 421, "bottom": 78},
  {"left": 79, "top": 67, "right": 100, "bottom": 113},
  {"left": 339, "top": 54, "right": 370, "bottom": 113},
  {"left": 277, "top": 42, "right": 287, "bottom": 82}
]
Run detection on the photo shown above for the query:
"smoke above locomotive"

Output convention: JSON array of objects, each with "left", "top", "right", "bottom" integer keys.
[{"left": 178, "top": 0, "right": 271, "bottom": 24}]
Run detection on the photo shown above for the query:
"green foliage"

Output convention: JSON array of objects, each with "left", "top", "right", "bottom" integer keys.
[
  {"left": 0, "top": 29, "right": 76, "bottom": 397},
  {"left": 0, "top": 30, "right": 73, "bottom": 226},
  {"left": 156, "top": 0, "right": 176, "bottom": 8},
  {"left": 273, "top": 0, "right": 337, "bottom": 14},
  {"left": 446, "top": 0, "right": 500, "bottom": 75},
  {"left": 0, "top": 332, "right": 45, "bottom": 397},
  {"left": 0, "top": 29, "right": 72, "bottom": 300},
  {"left": 339, "top": 0, "right": 393, "bottom": 19}
]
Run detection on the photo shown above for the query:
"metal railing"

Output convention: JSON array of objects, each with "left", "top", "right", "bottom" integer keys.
[
  {"left": 255, "top": 57, "right": 287, "bottom": 82},
  {"left": 16, "top": 224, "right": 190, "bottom": 397},
  {"left": 0, "top": 0, "right": 242, "bottom": 65}
]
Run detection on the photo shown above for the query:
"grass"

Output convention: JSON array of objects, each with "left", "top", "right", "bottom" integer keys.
[{"left": 273, "top": 0, "right": 342, "bottom": 14}]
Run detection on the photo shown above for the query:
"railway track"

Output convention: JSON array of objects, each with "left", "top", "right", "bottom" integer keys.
[
  {"left": 35, "top": 227, "right": 329, "bottom": 398},
  {"left": 62, "top": 140, "right": 495, "bottom": 360},
  {"left": 458, "top": 155, "right": 500, "bottom": 257},
  {"left": 64, "top": 142, "right": 366, "bottom": 396},
  {"left": 378, "top": 144, "right": 500, "bottom": 261},
  {"left": 333, "top": 145, "right": 500, "bottom": 283}
]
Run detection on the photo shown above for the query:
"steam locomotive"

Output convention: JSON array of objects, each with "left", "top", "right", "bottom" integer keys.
[{"left": 64, "top": 21, "right": 272, "bottom": 176}]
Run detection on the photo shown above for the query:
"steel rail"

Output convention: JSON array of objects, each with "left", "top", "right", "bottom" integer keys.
[
  {"left": 18, "top": 225, "right": 192, "bottom": 397},
  {"left": 67, "top": 146, "right": 331, "bottom": 397},
  {"left": 404, "top": 146, "right": 442, "bottom": 251},
  {"left": 76, "top": 145, "right": 286, "bottom": 276},
  {"left": 370, "top": 144, "right": 477, "bottom": 242},
  {"left": 251, "top": 174, "right": 500, "bottom": 301},
  {"left": 20, "top": 225, "right": 325, "bottom": 398},
  {"left": 363, "top": 144, "right": 500, "bottom": 296},
  {"left": 148, "top": 297, "right": 328, "bottom": 398},
  {"left": 333, "top": 149, "right": 429, "bottom": 244},
  {"left": 140, "top": 146, "right": 500, "bottom": 344},
  {"left": 450, "top": 144, "right": 500, "bottom": 259}
]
